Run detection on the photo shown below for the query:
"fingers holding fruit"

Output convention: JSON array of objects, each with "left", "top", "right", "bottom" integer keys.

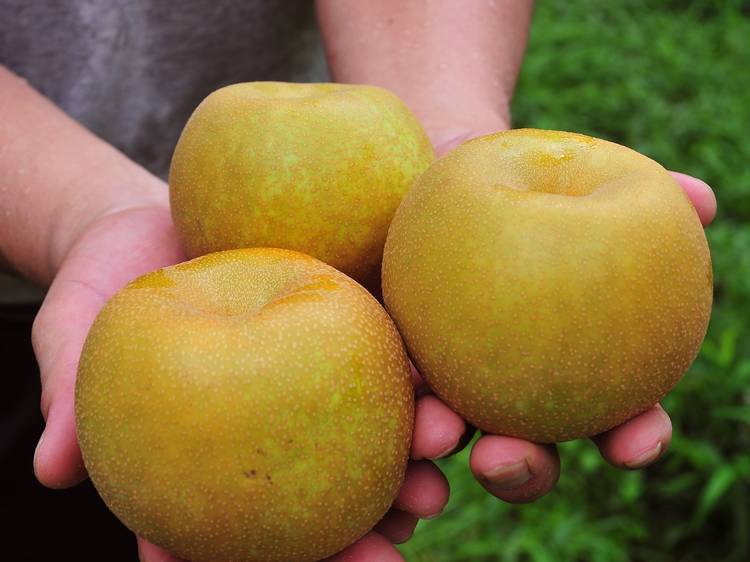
[
  {"left": 374, "top": 509, "right": 420, "bottom": 545},
  {"left": 324, "top": 532, "right": 406, "bottom": 562},
  {"left": 393, "top": 460, "right": 450, "bottom": 519},
  {"left": 670, "top": 171, "right": 717, "bottom": 226},
  {"left": 467, "top": 402, "right": 671, "bottom": 501},
  {"left": 583, "top": 171, "right": 711, "bottom": 470},
  {"left": 592, "top": 403, "right": 672, "bottom": 469},
  {"left": 410, "top": 394, "right": 468, "bottom": 461},
  {"left": 470, "top": 435, "right": 560, "bottom": 503}
]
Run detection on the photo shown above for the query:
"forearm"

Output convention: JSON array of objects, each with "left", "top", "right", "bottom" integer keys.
[
  {"left": 0, "top": 66, "right": 166, "bottom": 286},
  {"left": 316, "top": 0, "right": 533, "bottom": 140}
]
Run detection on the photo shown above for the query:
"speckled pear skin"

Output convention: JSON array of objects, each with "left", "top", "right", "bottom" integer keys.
[
  {"left": 169, "top": 82, "right": 435, "bottom": 289},
  {"left": 75, "top": 248, "right": 414, "bottom": 562},
  {"left": 382, "top": 129, "right": 712, "bottom": 443}
]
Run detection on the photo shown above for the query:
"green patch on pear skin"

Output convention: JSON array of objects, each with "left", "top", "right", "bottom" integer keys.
[{"left": 169, "top": 82, "right": 435, "bottom": 288}]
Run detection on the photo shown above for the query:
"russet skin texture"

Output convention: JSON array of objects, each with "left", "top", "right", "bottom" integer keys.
[
  {"left": 169, "top": 82, "right": 435, "bottom": 289},
  {"left": 75, "top": 248, "right": 414, "bottom": 562},
  {"left": 382, "top": 129, "right": 713, "bottom": 444}
]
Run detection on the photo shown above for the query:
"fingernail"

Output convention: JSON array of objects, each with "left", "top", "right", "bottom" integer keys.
[
  {"left": 429, "top": 439, "right": 459, "bottom": 460},
  {"left": 625, "top": 442, "right": 663, "bottom": 469},
  {"left": 33, "top": 430, "right": 45, "bottom": 470},
  {"left": 481, "top": 460, "right": 531, "bottom": 489},
  {"left": 422, "top": 510, "right": 443, "bottom": 520}
]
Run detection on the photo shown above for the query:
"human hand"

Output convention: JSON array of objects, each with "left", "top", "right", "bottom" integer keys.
[
  {"left": 32, "top": 196, "right": 450, "bottom": 562},
  {"left": 408, "top": 123, "right": 718, "bottom": 504}
]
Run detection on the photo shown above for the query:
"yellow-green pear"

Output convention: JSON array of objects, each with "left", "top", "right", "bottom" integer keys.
[
  {"left": 75, "top": 248, "right": 414, "bottom": 562},
  {"left": 169, "top": 82, "right": 434, "bottom": 289},
  {"left": 382, "top": 129, "right": 712, "bottom": 443}
]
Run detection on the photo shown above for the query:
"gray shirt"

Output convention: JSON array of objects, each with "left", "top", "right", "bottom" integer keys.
[{"left": 1, "top": 0, "right": 329, "bottom": 301}]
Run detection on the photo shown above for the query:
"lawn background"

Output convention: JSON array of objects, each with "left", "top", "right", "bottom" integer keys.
[{"left": 398, "top": 2, "right": 750, "bottom": 561}]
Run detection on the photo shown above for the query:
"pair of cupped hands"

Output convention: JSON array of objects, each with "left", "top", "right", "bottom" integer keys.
[{"left": 31, "top": 122, "right": 717, "bottom": 562}]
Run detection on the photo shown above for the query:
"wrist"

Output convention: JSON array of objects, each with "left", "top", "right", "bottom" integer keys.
[{"left": 0, "top": 67, "right": 170, "bottom": 285}]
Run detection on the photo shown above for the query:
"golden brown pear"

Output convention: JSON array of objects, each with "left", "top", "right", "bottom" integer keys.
[
  {"left": 169, "top": 82, "right": 435, "bottom": 289},
  {"left": 76, "top": 248, "right": 414, "bottom": 562},
  {"left": 382, "top": 129, "right": 712, "bottom": 443}
]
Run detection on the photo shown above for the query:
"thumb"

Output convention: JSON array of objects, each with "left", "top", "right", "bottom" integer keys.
[
  {"left": 31, "top": 205, "right": 183, "bottom": 488},
  {"left": 669, "top": 171, "right": 717, "bottom": 226},
  {"left": 31, "top": 272, "right": 109, "bottom": 488}
]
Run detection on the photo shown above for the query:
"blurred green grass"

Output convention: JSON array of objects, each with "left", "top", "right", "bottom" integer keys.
[{"left": 398, "top": 2, "right": 750, "bottom": 561}]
